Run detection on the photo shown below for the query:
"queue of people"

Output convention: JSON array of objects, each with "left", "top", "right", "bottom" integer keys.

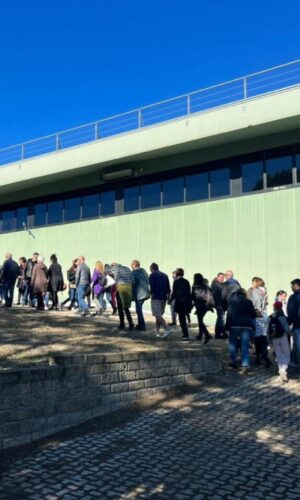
[{"left": 1, "top": 251, "right": 300, "bottom": 381}]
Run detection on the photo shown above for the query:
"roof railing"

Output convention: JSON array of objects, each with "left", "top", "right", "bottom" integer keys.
[{"left": 1, "top": 59, "right": 300, "bottom": 167}]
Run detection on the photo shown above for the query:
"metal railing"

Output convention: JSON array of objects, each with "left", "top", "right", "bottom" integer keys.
[{"left": 1, "top": 59, "right": 300, "bottom": 167}]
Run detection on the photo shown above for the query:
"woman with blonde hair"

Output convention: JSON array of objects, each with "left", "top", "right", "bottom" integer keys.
[{"left": 91, "top": 261, "right": 106, "bottom": 315}]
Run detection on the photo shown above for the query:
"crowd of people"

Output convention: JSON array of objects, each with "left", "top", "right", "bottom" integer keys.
[{"left": 1, "top": 252, "right": 300, "bottom": 382}]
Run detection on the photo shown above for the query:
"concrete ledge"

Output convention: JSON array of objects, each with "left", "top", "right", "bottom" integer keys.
[{"left": 0, "top": 347, "right": 224, "bottom": 450}]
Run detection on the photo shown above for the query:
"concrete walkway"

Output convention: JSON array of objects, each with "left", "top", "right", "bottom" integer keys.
[{"left": 0, "top": 369, "right": 300, "bottom": 499}]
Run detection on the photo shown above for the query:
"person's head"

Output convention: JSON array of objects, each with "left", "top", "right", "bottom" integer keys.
[
  {"left": 95, "top": 261, "right": 104, "bottom": 274},
  {"left": 32, "top": 252, "right": 39, "bottom": 262},
  {"left": 252, "top": 277, "right": 264, "bottom": 288},
  {"left": 50, "top": 254, "right": 57, "bottom": 263},
  {"left": 273, "top": 301, "right": 283, "bottom": 313},
  {"left": 5, "top": 252, "right": 12, "bottom": 260},
  {"left": 150, "top": 263, "right": 159, "bottom": 273},
  {"left": 225, "top": 270, "right": 234, "bottom": 280},
  {"left": 216, "top": 272, "right": 225, "bottom": 284},
  {"left": 238, "top": 288, "right": 247, "bottom": 298},
  {"left": 175, "top": 268, "right": 184, "bottom": 277},
  {"left": 37, "top": 255, "right": 45, "bottom": 263},
  {"left": 19, "top": 257, "right": 26, "bottom": 266},
  {"left": 77, "top": 256, "right": 85, "bottom": 265},
  {"left": 291, "top": 279, "right": 300, "bottom": 292},
  {"left": 131, "top": 260, "right": 140, "bottom": 270},
  {"left": 276, "top": 290, "right": 287, "bottom": 302},
  {"left": 193, "top": 273, "right": 205, "bottom": 286}
]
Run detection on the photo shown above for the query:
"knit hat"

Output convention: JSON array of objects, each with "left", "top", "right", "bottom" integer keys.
[{"left": 273, "top": 301, "right": 283, "bottom": 310}]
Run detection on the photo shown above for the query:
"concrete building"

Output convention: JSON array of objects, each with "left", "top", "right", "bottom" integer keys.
[{"left": 1, "top": 60, "right": 300, "bottom": 304}]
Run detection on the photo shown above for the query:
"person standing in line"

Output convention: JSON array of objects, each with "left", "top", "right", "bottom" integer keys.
[
  {"left": 149, "top": 263, "right": 172, "bottom": 338},
  {"left": 109, "top": 263, "right": 134, "bottom": 331},
  {"left": 170, "top": 268, "right": 192, "bottom": 342},
  {"left": 131, "top": 260, "right": 150, "bottom": 331},
  {"left": 211, "top": 272, "right": 226, "bottom": 339},
  {"left": 16, "top": 257, "right": 27, "bottom": 305},
  {"left": 31, "top": 256, "right": 48, "bottom": 311},
  {"left": 104, "top": 264, "right": 118, "bottom": 315},
  {"left": 48, "top": 254, "right": 64, "bottom": 310},
  {"left": 169, "top": 270, "right": 178, "bottom": 327},
  {"left": 24, "top": 252, "right": 39, "bottom": 307},
  {"left": 268, "top": 301, "right": 290, "bottom": 383},
  {"left": 91, "top": 261, "right": 106, "bottom": 316},
  {"left": 221, "top": 270, "right": 241, "bottom": 311},
  {"left": 192, "top": 273, "right": 213, "bottom": 344},
  {"left": 247, "top": 277, "right": 271, "bottom": 368},
  {"left": 287, "top": 278, "right": 300, "bottom": 366},
  {"left": 1, "top": 253, "right": 20, "bottom": 308},
  {"left": 75, "top": 256, "right": 91, "bottom": 317},
  {"left": 226, "top": 288, "right": 257, "bottom": 374},
  {"left": 275, "top": 290, "right": 288, "bottom": 315},
  {"left": 60, "top": 259, "right": 78, "bottom": 310}
]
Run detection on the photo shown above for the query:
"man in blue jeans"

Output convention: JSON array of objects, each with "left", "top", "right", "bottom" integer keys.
[
  {"left": 1, "top": 253, "right": 19, "bottom": 307},
  {"left": 287, "top": 279, "right": 300, "bottom": 366},
  {"left": 131, "top": 260, "right": 150, "bottom": 331},
  {"left": 225, "top": 288, "right": 256, "bottom": 374},
  {"left": 75, "top": 256, "right": 91, "bottom": 317}
]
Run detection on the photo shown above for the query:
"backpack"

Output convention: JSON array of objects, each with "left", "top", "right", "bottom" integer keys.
[{"left": 268, "top": 315, "right": 285, "bottom": 339}]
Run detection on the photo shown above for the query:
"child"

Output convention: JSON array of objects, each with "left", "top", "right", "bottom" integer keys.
[{"left": 268, "top": 301, "right": 290, "bottom": 383}]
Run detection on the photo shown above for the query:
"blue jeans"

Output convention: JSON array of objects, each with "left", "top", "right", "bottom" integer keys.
[
  {"left": 293, "top": 328, "right": 300, "bottom": 365},
  {"left": 135, "top": 299, "right": 146, "bottom": 330},
  {"left": 96, "top": 293, "right": 107, "bottom": 311},
  {"left": 229, "top": 328, "right": 251, "bottom": 367},
  {"left": 77, "top": 284, "right": 89, "bottom": 312},
  {"left": 3, "top": 281, "right": 15, "bottom": 307},
  {"left": 215, "top": 307, "right": 225, "bottom": 337}
]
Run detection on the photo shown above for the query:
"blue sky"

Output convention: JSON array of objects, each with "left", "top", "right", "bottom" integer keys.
[{"left": 0, "top": 0, "right": 299, "bottom": 148}]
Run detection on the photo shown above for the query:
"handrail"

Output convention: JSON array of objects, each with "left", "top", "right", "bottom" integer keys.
[{"left": 0, "top": 59, "right": 300, "bottom": 166}]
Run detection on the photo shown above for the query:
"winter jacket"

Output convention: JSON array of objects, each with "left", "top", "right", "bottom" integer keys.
[
  {"left": 48, "top": 263, "right": 64, "bottom": 292},
  {"left": 171, "top": 277, "right": 192, "bottom": 314},
  {"left": 149, "top": 271, "right": 171, "bottom": 301},
  {"left": 75, "top": 263, "right": 91, "bottom": 287},
  {"left": 211, "top": 279, "right": 223, "bottom": 308},
  {"left": 92, "top": 269, "right": 105, "bottom": 295},
  {"left": 2, "top": 258, "right": 19, "bottom": 284},
  {"left": 222, "top": 278, "right": 241, "bottom": 311},
  {"left": 31, "top": 262, "right": 48, "bottom": 294},
  {"left": 287, "top": 290, "right": 300, "bottom": 329},
  {"left": 192, "top": 284, "right": 214, "bottom": 311},
  {"left": 225, "top": 294, "right": 256, "bottom": 330}
]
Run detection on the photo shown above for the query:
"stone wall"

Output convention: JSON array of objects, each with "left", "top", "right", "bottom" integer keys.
[{"left": 0, "top": 348, "right": 223, "bottom": 450}]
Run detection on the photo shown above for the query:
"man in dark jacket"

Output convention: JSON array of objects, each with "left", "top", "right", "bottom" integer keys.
[
  {"left": 131, "top": 260, "right": 150, "bottom": 331},
  {"left": 171, "top": 268, "right": 192, "bottom": 342},
  {"left": 2, "top": 253, "right": 19, "bottom": 307},
  {"left": 211, "top": 272, "right": 225, "bottom": 339},
  {"left": 287, "top": 278, "right": 300, "bottom": 366},
  {"left": 24, "top": 252, "right": 39, "bottom": 306},
  {"left": 222, "top": 270, "right": 241, "bottom": 311},
  {"left": 225, "top": 288, "right": 256, "bottom": 374},
  {"left": 149, "top": 263, "right": 172, "bottom": 338}
]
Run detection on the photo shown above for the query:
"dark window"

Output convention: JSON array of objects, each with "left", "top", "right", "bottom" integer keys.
[
  {"left": 186, "top": 172, "right": 209, "bottom": 201},
  {"left": 296, "top": 153, "right": 300, "bottom": 183},
  {"left": 242, "top": 161, "right": 263, "bottom": 192},
  {"left": 2, "top": 210, "right": 15, "bottom": 231},
  {"left": 34, "top": 203, "right": 47, "bottom": 226},
  {"left": 124, "top": 186, "right": 139, "bottom": 212},
  {"left": 82, "top": 194, "right": 99, "bottom": 219},
  {"left": 16, "top": 207, "right": 28, "bottom": 229},
  {"left": 210, "top": 168, "right": 230, "bottom": 198},
  {"left": 141, "top": 182, "right": 161, "bottom": 209},
  {"left": 64, "top": 197, "right": 81, "bottom": 222},
  {"left": 266, "top": 155, "right": 293, "bottom": 188},
  {"left": 163, "top": 177, "right": 184, "bottom": 206},
  {"left": 48, "top": 200, "right": 63, "bottom": 224},
  {"left": 101, "top": 191, "right": 115, "bottom": 216}
]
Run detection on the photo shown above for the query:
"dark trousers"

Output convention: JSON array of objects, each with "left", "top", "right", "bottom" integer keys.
[
  {"left": 178, "top": 311, "right": 189, "bottom": 338},
  {"left": 135, "top": 299, "right": 146, "bottom": 330},
  {"left": 254, "top": 336, "right": 269, "bottom": 363},
  {"left": 3, "top": 281, "right": 15, "bottom": 307},
  {"left": 215, "top": 307, "right": 225, "bottom": 338},
  {"left": 36, "top": 293, "right": 44, "bottom": 310},
  {"left": 52, "top": 291, "right": 58, "bottom": 308},
  {"left": 196, "top": 307, "right": 210, "bottom": 339},
  {"left": 117, "top": 292, "right": 133, "bottom": 327}
]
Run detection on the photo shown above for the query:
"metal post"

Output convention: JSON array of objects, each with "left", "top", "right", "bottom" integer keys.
[
  {"left": 21, "top": 144, "right": 25, "bottom": 161},
  {"left": 56, "top": 134, "right": 60, "bottom": 150},
  {"left": 95, "top": 122, "right": 98, "bottom": 140},
  {"left": 243, "top": 77, "right": 247, "bottom": 99},
  {"left": 138, "top": 109, "right": 142, "bottom": 128},
  {"left": 187, "top": 94, "right": 191, "bottom": 115}
]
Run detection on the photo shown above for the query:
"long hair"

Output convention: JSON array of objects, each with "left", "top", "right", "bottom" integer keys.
[
  {"left": 95, "top": 261, "right": 104, "bottom": 274},
  {"left": 193, "top": 273, "right": 205, "bottom": 286}
]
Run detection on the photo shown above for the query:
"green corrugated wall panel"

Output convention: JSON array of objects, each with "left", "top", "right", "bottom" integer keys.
[{"left": 1, "top": 188, "right": 300, "bottom": 308}]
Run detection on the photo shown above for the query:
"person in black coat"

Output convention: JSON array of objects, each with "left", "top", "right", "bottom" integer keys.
[
  {"left": 48, "top": 254, "right": 64, "bottom": 310},
  {"left": 1, "top": 253, "right": 20, "bottom": 307},
  {"left": 170, "top": 268, "right": 192, "bottom": 342},
  {"left": 192, "top": 273, "right": 214, "bottom": 344}
]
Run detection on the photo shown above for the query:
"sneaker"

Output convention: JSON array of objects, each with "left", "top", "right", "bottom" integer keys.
[
  {"left": 81, "top": 311, "right": 90, "bottom": 317},
  {"left": 168, "top": 322, "right": 177, "bottom": 326},
  {"left": 155, "top": 331, "right": 162, "bottom": 338},
  {"left": 128, "top": 324, "right": 135, "bottom": 331},
  {"left": 182, "top": 337, "right": 190, "bottom": 343},
  {"left": 163, "top": 329, "right": 172, "bottom": 338},
  {"left": 279, "top": 371, "right": 288, "bottom": 383},
  {"left": 204, "top": 334, "right": 212, "bottom": 344},
  {"left": 241, "top": 367, "right": 249, "bottom": 375}
]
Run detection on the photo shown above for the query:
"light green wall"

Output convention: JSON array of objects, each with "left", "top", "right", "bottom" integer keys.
[{"left": 0, "top": 187, "right": 298, "bottom": 313}]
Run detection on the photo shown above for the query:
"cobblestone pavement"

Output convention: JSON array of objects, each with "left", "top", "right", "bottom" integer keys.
[{"left": 1, "top": 369, "right": 300, "bottom": 499}]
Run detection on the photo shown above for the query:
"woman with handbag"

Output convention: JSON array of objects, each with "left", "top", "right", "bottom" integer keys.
[
  {"left": 192, "top": 273, "right": 213, "bottom": 344},
  {"left": 60, "top": 259, "right": 78, "bottom": 310},
  {"left": 92, "top": 261, "right": 106, "bottom": 315}
]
